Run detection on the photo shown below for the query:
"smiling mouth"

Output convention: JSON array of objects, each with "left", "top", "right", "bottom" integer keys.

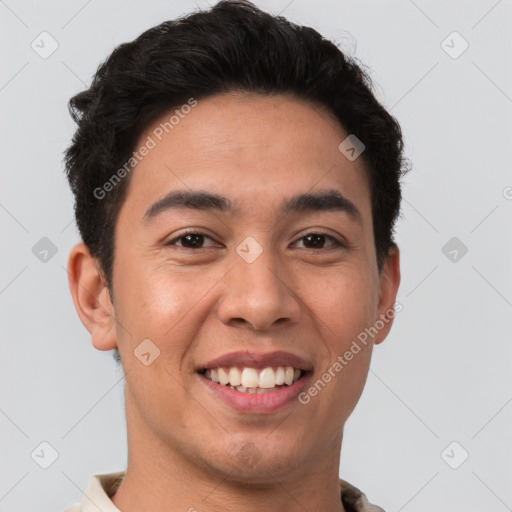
[{"left": 201, "top": 366, "right": 305, "bottom": 394}]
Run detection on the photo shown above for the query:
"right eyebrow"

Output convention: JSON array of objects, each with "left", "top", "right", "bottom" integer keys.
[{"left": 143, "top": 190, "right": 240, "bottom": 221}]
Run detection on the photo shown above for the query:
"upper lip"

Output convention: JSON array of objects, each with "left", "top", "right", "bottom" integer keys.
[{"left": 198, "top": 350, "right": 313, "bottom": 372}]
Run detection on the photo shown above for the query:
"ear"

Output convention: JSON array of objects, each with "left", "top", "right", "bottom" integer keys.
[
  {"left": 374, "top": 244, "right": 401, "bottom": 345},
  {"left": 67, "top": 243, "right": 117, "bottom": 351}
]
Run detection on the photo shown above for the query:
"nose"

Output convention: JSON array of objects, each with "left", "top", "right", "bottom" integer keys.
[{"left": 217, "top": 246, "right": 301, "bottom": 331}]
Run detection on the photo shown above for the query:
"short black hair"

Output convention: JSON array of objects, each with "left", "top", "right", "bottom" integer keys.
[{"left": 65, "top": 0, "right": 409, "bottom": 292}]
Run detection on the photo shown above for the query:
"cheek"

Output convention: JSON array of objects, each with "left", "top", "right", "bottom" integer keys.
[
  {"left": 302, "top": 264, "right": 378, "bottom": 347},
  {"left": 111, "top": 262, "right": 208, "bottom": 421},
  {"left": 112, "top": 256, "right": 223, "bottom": 367},
  {"left": 297, "top": 264, "right": 377, "bottom": 423}
]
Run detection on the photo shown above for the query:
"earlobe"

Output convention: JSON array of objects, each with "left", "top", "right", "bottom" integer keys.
[
  {"left": 374, "top": 244, "right": 401, "bottom": 345},
  {"left": 67, "top": 243, "right": 118, "bottom": 351}
]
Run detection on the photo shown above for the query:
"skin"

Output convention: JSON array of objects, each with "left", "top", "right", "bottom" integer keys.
[{"left": 68, "top": 92, "right": 400, "bottom": 512}]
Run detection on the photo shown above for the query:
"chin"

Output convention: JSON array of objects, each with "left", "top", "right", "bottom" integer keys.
[{"left": 206, "top": 437, "right": 306, "bottom": 483}]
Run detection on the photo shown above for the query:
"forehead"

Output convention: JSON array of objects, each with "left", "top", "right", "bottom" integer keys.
[{"left": 121, "top": 92, "right": 371, "bottom": 221}]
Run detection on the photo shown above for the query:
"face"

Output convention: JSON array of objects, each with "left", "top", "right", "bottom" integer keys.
[{"left": 70, "top": 92, "right": 400, "bottom": 483}]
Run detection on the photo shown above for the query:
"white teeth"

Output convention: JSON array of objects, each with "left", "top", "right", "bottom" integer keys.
[
  {"left": 241, "top": 368, "right": 259, "bottom": 388},
  {"left": 258, "top": 367, "right": 276, "bottom": 388},
  {"left": 204, "top": 365, "right": 303, "bottom": 391},
  {"left": 284, "top": 366, "right": 294, "bottom": 385},
  {"left": 218, "top": 367, "right": 229, "bottom": 386},
  {"left": 229, "top": 367, "right": 242, "bottom": 386}
]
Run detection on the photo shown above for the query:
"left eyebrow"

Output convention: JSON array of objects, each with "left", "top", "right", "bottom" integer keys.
[
  {"left": 280, "top": 189, "right": 362, "bottom": 224},
  {"left": 143, "top": 188, "right": 362, "bottom": 224}
]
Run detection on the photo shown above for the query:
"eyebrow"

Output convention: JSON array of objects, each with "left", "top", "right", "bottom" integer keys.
[{"left": 143, "top": 188, "right": 362, "bottom": 223}]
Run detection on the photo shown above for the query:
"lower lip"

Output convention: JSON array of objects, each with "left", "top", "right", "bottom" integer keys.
[{"left": 199, "top": 373, "right": 308, "bottom": 413}]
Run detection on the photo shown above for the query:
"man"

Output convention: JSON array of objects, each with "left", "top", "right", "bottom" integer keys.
[{"left": 64, "top": 1, "right": 406, "bottom": 510}]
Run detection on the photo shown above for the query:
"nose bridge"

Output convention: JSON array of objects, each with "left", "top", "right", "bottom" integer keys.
[
  {"left": 238, "top": 244, "right": 282, "bottom": 291},
  {"left": 217, "top": 237, "right": 300, "bottom": 330}
]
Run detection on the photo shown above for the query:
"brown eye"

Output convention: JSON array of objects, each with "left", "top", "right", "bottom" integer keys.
[
  {"left": 294, "top": 233, "right": 342, "bottom": 249},
  {"left": 166, "top": 232, "right": 217, "bottom": 249},
  {"left": 179, "top": 233, "right": 205, "bottom": 248},
  {"left": 304, "top": 234, "right": 325, "bottom": 248}
]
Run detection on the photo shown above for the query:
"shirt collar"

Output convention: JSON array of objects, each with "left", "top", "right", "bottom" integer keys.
[{"left": 79, "top": 472, "right": 123, "bottom": 512}]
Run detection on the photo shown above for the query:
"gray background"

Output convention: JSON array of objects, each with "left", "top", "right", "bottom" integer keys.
[{"left": 1, "top": 0, "right": 511, "bottom": 511}]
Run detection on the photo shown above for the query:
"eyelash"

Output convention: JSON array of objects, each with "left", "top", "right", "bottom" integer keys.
[{"left": 166, "top": 229, "right": 346, "bottom": 250}]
